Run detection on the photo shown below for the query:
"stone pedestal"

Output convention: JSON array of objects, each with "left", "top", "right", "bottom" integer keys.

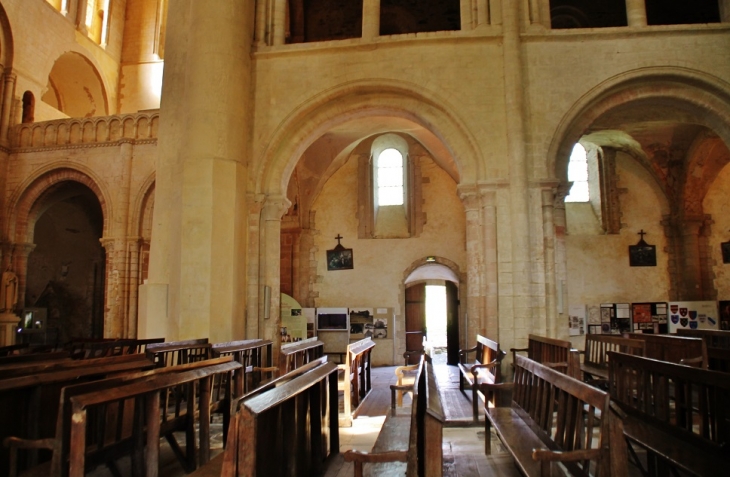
[{"left": 0, "top": 312, "right": 20, "bottom": 346}]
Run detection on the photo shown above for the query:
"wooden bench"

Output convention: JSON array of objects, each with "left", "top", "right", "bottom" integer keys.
[
  {"left": 277, "top": 337, "right": 324, "bottom": 375},
  {"left": 623, "top": 332, "right": 707, "bottom": 366},
  {"left": 344, "top": 354, "right": 444, "bottom": 477},
  {"left": 0, "top": 343, "right": 30, "bottom": 356},
  {"left": 0, "top": 353, "right": 156, "bottom": 475},
  {"left": 677, "top": 328, "right": 730, "bottom": 372},
  {"left": 580, "top": 334, "right": 645, "bottom": 384},
  {"left": 209, "top": 356, "right": 340, "bottom": 476},
  {"left": 0, "top": 351, "right": 69, "bottom": 372},
  {"left": 482, "top": 354, "right": 627, "bottom": 477},
  {"left": 608, "top": 351, "right": 730, "bottom": 476},
  {"left": 4, "top": 357, "right": 240, "bottom": 477},
  {"left": 339, "top": 337, "right": 376, "bottom": 427},
  {"left": 80, "top": 337, "right": 165, "bottom": 358},
  {"left": 146, "top": 338, "right": 211, "bottom": 367},
  {"left": 511, "top": 334, "right": 581, "bottom": 379},
  {"left": 458, "top": 334, "right": 505, "bottom": 421},
  {"left": 212, "top": 339, "right": 275, "bottom": 394}
]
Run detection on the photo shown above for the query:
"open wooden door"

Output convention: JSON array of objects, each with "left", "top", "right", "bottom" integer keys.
[
  {"left": 446, "top": 281, "right": 460, "bottom": 365},
  {"left": 405, "top": 283, "right": 426, "bottom": 364}
]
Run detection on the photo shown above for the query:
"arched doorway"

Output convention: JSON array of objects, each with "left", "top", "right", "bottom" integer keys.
[
  {"left": 405, "top": 261, "right": 460, "bottom": 365},
  {"left": 24, "top": 182, "right": 105, "bottom": 345}
]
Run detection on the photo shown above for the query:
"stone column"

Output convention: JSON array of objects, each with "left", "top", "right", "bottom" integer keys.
[
  {"left": 721, "top": 0, "right": 730, "bottom": 23},
  {"left": 459, "top": 189, "right": 485, "bottom": 341},
  {"left": 76, "top": 0, "right": 90, "bottom": 34},
  {"left": 273, "top": 0, "right": 287, "bottom": 45},
  {"left": 480, "top": 190, "right": 499, "bottom": 340},
  {"left": 260, "top": 196, "right": 290, "bottom": 364},
  {"left": 246, "top": 197, "right": 264, "bottom": 339},
  {"left": 100, "top": 238, "right": 122, "bottom": 338},
  {"left": 11, "top": 243, "right": 36, "bottom": 312},
  {"left": 362, "top": 0, "right": 380, "bottom": 39},
  {"left": 542, "top": 187, "right": 558, "bottom": 338},
  {"left": 502, "top": 1, "right": 533, "bottom": 348},
  {"left": 679, "top": 218, "right": 704, "bottom": 301},
  {"left": 0, "top": 70, "right": 16, "bottom": 145},
  {"left": 143, "top": 0, "right": 254, "bottom": 342},
  {"left": 625, "top": 0, "right": 647, "bottom": 27}
]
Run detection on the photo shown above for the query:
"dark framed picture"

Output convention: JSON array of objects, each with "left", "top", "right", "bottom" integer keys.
[
  {"left": 721, "top": 242, "right": 730, "bottom": 264},
  {"left": 327, "top": 248, "right": 353, "bottom": 271},
  {"left": 629, "top": 244, "right": 656, "bottom": 267}
]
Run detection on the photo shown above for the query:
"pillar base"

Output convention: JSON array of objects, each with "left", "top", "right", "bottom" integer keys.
[{"left": 0, "top": 312, "right": 20, "bottom": 346}]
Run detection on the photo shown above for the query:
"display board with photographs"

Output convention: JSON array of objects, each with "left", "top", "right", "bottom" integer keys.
[
  {"left": 594, "top": 303, "right": 631, "bottom": 334},
  {"left": 630, "top": 302, "right": 667, "bottom": 334}
]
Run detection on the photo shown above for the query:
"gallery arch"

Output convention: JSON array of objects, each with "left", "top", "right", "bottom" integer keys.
[{"left": 551, "top": 69, "right": 730, "bottom": 328}]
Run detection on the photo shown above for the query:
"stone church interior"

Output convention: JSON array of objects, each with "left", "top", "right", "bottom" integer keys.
[{"left": 0, "top": 1, "right": 729, "bottom": 476}]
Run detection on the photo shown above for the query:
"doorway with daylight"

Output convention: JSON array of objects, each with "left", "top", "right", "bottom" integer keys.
[{"left": 404, "top": 261, "right": 460, "bottom": 365}]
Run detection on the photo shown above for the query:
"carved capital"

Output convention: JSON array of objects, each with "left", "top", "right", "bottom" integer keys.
[{"left": 262, "top": 195, "right": 291, "bottom": 221}]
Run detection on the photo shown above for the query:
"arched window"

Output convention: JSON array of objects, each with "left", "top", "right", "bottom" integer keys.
[
  {"left": 22, "top": 91, "right": 35, "bottom": 124},
  {"left": 85, "top": 0, "right": 110, "bottom": 46},
  {"left": 358, "top": 133, "right": 424, "bottom": 239},
  {"left": 566, "top": 143, "right": 589, "bottom": 202},
  {"left": 376, "top": 148, "right": 404, "bottom": 206}
]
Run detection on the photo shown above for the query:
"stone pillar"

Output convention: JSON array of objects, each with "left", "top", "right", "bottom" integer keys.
[
  {"left": 143, "top": 0, "right": 254, "bottom": 342},
  {"left": 273, "top": 0, "right": 287, "bottom": 45},
  {"left": 625, "top": 0, "right": 647, "bottom": 27},
  {"left": 502, "top": 1, "right": 533, "bottom": 349},
  {"left": 542, "top": 188, "right": 558, "bottom": 338},
  {"left": 100, "top": 238, "right": 122, "bottom": 338},
  {"left": 679, "top": 218, "right": 704, "bottom": 301},
  {"left": 480, "top": 190, "right": 499, "bottom": 340},
  {"left": 260, "top": 196, "right": 290, "bottom": 364},
  {"left": 246, "top": 197, "right": 264, "bottom": 339},
  {"left": 553, "top": 183, "right": 570, "bottom": 332},
  {"left": 362, "top": 0, "right": 380, "bottom": 39},
  {"left": 721, "top": 0, "right": 730, "bottom": 23},
  {"left": 0, "top": 70, "right": 16, "bottom": 145},
  {"left": 76, "top": 0, "right": 90, "bottom": 34},
  {"left": 459, "top": 190, "right": 485, "bottom": 341}
]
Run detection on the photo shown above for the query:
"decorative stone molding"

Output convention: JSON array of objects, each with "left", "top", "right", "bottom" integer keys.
[{"left": 10, "top": 111, "right": 160, "bottom": 150}]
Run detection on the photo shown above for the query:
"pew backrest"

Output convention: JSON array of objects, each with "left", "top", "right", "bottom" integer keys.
[
  {"left": 278, "top": 337, "right": 324, "bottom": 375},
  {"left": 221, "top": 357, "right": 339, "bottom": 477},
  {"left": 146, "top": 338, "right": 211, "bottom": 367},
  {"left": 340, "top": 337, "right": 375, "bottom": 426},
  {"left": 212, "top": 339, "right": 274, "bottom": 394},
  {"left": 583, "top": 334, "right": 645, "bottom": 367},
  {"left": 624, "top": 332, "right": 707, "bottom": 366},
  {"left": 677, "top": 328, "right": 730, "bottom": 372},
  {"left": 512, "top": 334, "right": 581, "bottom": 379}
]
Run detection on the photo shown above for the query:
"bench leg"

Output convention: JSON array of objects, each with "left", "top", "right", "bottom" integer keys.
[
  {"left": 472, "top": 385, "right": 479, "bottom": 422},
  {"left": 484, "top": 417, "right": 491, "bottom": 455}
]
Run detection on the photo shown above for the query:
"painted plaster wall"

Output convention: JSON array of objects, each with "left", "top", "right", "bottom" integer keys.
[
  {"left": 705, "top": 161, "right": 730, "bottom": 298},
  {"left": 566, "top": 151, "right": 670, "bottom": 308},
  {"left": 312, "top": 153, "right": 465, "bottom": 363}
]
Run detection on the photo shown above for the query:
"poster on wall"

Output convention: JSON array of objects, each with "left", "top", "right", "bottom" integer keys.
[
  {"left": 349, "top": 308, "right": 373, "bottom": 339},
  {"left": 568, "top": 305, "right": 586, "bottom": 336},
  {"left": 668, "top": 301, "right": 719, "bottom": 332},
  {"left": 586, "top": 305, "right": 602, "bottom": 334},
  {"left": 599, "top": 303, "right": 631, "bottom": 334},
  {"left": 630, "top": 302, "right": 667, "bottom": 333}
]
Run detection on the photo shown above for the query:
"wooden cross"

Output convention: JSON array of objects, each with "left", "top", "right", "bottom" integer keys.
[
  {"left": 637, "top": 229, "right": 647, "bottom": 240},
  {"left": 335, "top": 234, "right": 343, "bottom": 246}
]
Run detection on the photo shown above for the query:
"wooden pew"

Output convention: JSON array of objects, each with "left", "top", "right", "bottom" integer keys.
[
  {"left": 580, "top": 334, "right": 645, "bottom": 383},
  {"left": 81, "top": 337, "right": 165, "bottom": 358},
  {"left": 677, "top": 328, "right": 730, "bottom": 372},
  {"left": 277, "top": 337, "right": 324, "bottom": 375},
  {"left": 146, "top": 338, "right": 211, "bottom": 367},
  {"left": 624, "top": 332, "right": 707, "bottom": 366},
  {"left": 510, "top": 334, "right": 581, "bottom": 379},
  {"left": 344, "top": 354, "right": 445, "bottom": 477},
  {"left": 458, "top": 334, "right": 505, "bottom": 421},
  {"left": 339, "top": 337, "right": 376, "bottom": 427},
  {"left": 212, "top": 339, "right": 275, "bottom": 395},
  {"left": 482, "top": 354, "right": 627, "bottom": 477},
  {"left": 608, "top": 351, "right": 730, "bottom": 476},
  {"left": 0, "top": 351, "right": 69, "bottom": 372},
  {"left": 213, "top": 356, "right": 340, "bottom": 477},
  {"left": 0, "top": 344, "right": 29, "bottom": 356},
  {"left": 0, "top": 352, "right": 142, "bottom": 380},
  {"left": 0, "top": 353, "right": 156, "bottom": 475},
  {"left": 5, "top": 356, "right": 240, "bottom": 477}
]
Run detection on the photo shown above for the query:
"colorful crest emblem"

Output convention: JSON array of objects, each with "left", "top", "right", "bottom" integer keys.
[
  {"left": 689, "top": 321, "right": 699, "bottom": 329},
  {"left": 671, "top": 315, "right": 679, "bottom": 324},
  {"left": 689, "top": 311, "right": 697, "bottom": 320},
  {"left": 680, "top": 318, "right": 688, "bottom": 327},
  {"left": 670, "top": 304, "right": 679, "bottom": 313},
  {"left": 679, "top": 308, "right": 688, "bottom": 317}
]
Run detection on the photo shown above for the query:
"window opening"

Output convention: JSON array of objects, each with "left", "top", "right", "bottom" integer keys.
[
  {"left": 22, "top": 91, "right": 35, "bottom": 124},
  {"left": 566, "top": 143, "right": 589, "bottom": 202},
  {"left": 645, "top": 0, "right": 720, "bottom": 25},
  {"left": 377, "top": 148, "right": 404, "bottom": 206}
]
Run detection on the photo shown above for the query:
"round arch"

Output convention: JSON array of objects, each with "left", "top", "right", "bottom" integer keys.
[
  {"left": 7, "top": 166, "right": 111, "bottom": 244},
  {"left": 42, "top": 51, "right": 110, "bottom": 118},
  {"left": 403, "top": 256, "right": 463, "bottom": 284},
  {"left": 0, "top": 2, "right": 14, "bottom": 68},
  {"left": 548, "top": 67, "right": 730, "bottom": 181},
  {"left": 130, "top": 172, "right": 156, "bottom": 237},
  {"left": 255, "top": 79, "right": 483, "bottom": 196}
]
